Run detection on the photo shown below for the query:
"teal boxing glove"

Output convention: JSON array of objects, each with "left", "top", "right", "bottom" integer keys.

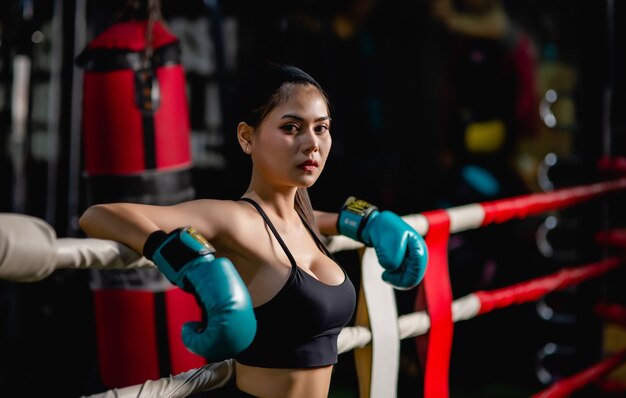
[
  {"left": 337, "top": 197, "right": 428, "bottom": 289},
  {"left": 143, "top": 227, "right": 256, "bottom": 361}
]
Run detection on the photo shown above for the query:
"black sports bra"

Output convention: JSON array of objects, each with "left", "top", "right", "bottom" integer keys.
[{"left": 234, "top": 198, "right": 356, "bottom": 368}]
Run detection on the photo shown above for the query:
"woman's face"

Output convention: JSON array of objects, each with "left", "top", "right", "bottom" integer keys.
[{"left": 250, "top": 84, "right": 332, "bottom": 190}]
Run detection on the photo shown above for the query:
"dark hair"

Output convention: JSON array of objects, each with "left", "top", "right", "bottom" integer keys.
[
  {"left": 234, "top": 62, "right": 329, "bottom": 237},
  {"left": 234, "top": 62, "right": 330, "bottom": 127}
]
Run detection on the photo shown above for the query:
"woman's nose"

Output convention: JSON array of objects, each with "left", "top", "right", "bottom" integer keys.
[{"left": 301, "top": 129, "right": 319, "bottom": 153}]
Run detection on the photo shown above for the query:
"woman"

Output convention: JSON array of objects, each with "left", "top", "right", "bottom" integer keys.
[{"left": 80, "top": 62, "right": 427, "bottom": 397}]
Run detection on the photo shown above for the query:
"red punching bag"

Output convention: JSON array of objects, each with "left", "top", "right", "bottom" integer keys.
[
  {"left": 76, "top": 19, "right": 205, "bottom": 388},
  {"left": 78, "top": 19, "right": 194, "bottom": 204}
]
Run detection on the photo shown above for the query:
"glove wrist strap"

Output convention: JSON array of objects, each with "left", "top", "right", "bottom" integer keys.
[
  {"left": 146, "top": 227, "right": 216, "bottom": 287},
  {"left": 337, "top": 196, "right": 378, "bottom": 243},
  {"left": 143, "top": 230, "right": 168, "bottom": 260}
]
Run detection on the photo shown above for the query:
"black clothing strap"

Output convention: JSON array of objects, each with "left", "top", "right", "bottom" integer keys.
[
  {"left": 238, "top": 198, "right": 297, "bottom": 268},
  {"left": 239, "top": 197, "right": 335, "bottom": 262}
]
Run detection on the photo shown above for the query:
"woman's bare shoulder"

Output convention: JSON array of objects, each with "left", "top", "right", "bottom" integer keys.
[{"left": 173, "top": 198, "right": 260, "bottom": 239}]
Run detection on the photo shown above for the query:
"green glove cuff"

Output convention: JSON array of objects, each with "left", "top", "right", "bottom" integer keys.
[{"left": 337, "top": 196, "right": 379, "bottom": 244}]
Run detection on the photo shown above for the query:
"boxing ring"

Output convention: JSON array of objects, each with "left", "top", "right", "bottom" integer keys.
[{"left": 2, "top": 174, "right": 626, "bottom": 398}]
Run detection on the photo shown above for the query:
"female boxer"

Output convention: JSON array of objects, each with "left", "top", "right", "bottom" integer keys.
[{"left": 80, "top": 62, "right": 427, "bottom": 397}]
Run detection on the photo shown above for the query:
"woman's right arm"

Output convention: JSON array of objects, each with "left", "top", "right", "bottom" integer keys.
[
  {"left": 80, "top": 203, "right": 258, "bottom": 361},
  {"left": 79, "top": 199, "right": 238, "bottom": 255},
  {"left": 79, "top": 203, "right": 164, "bottom": 254}
]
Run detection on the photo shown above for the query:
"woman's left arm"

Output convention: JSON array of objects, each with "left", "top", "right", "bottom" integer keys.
[{"left": 314, "top": 210, "right": 339, "bottom": 236}]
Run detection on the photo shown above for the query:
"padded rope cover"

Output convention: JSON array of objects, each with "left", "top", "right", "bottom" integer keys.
[
  {"left": 82, "top": 325, "right": 376, "bottom": 398},
  {"left": 0, "top": 213, "right": 57, "bottom": 282},
  {"left": 82, "top": 359, "right": 234, "bottom": 398},
  {"left": 0, "top": 213, "right": 154, "bottom": 282}
]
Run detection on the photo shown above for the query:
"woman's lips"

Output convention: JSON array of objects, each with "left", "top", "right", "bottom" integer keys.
[{"left": 298, "top": 159, "right": 319, "bottom": 172}]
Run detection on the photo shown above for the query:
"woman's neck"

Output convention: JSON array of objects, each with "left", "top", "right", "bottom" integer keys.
[{"left": 242, "top": 188, "right": 298, "bottom": 221}]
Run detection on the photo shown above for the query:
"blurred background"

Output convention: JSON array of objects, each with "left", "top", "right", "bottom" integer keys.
[{"left": 0, "top": 0, "right": 625, "bottom": 396}]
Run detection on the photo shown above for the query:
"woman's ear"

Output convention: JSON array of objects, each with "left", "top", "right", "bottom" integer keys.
[{"left": 237, "top": 122, "right": 253, "bottom": 154}]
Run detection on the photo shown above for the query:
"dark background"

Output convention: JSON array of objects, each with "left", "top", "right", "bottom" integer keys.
[{"left": 1, "top": 0, "right": 625, "bottom": 397}]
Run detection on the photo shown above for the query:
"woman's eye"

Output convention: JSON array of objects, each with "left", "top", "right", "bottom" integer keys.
[
  {"left": 282, "top": 124, "right": 299, "bottom": 133},
  {"left": 315, "top": 125, "right": 329, "bottom": 134}
]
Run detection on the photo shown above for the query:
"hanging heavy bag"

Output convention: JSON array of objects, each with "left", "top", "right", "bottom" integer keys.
[
  {"left": 76, "top": 18, "right": 203, "bottom": 388},
  {"left": 76, "top": 19, "right": 194, "bottom": 205}
]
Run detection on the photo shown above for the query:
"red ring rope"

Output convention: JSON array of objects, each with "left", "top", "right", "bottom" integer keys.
[
  {"left": 480, "top": 177, "right": 626, "bottom": 227},
  {"left": 531, "top": 349, "right": 626, "bottom": 398},
  {"left": 475, "top": 257, "right": 625, "bottom": 315}
]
